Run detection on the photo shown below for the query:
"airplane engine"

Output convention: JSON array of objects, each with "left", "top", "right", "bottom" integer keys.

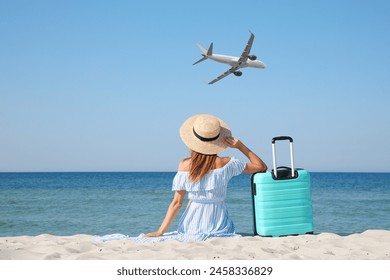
[
  {"left": 233, "top": 71, "right": 242, "bottom": 77},
  {"left": 248, "top": 55, "right": 257, "bottom": 60}
]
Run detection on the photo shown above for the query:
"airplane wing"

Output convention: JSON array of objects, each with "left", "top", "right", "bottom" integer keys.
[
  {"left": 208, "top": 66, "right": 239, "bottom": 85},
  {"left": 238, "top": 32, "right": 255, "bottom": 63}
]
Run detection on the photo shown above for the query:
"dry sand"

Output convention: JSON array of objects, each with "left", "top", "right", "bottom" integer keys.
[{"left": 1, "top": 230, "right": 389, "bottom": 260}]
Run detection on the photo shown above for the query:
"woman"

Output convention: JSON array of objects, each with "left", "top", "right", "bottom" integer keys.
[{"left": 145, "top": 114, "right": 267, "bottom": 241}]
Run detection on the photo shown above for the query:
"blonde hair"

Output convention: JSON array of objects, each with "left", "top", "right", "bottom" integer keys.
[{"left": 189, "top": 150, "right": 217, "bottom": 182}]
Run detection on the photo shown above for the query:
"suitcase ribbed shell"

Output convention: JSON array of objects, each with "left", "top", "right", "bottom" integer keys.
[{"left": 251, "top": 169, "right": 314, "bottom": 236}]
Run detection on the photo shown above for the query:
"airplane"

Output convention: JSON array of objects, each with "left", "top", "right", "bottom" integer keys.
[{"left": 193, "top": 32, "right": 266, "bottom": 84}]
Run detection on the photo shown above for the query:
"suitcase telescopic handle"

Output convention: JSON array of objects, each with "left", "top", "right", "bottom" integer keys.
[
  {"left": 272, "top": 136, "right": 295, "bottom": 178},
  {"left": 272, "top": 136, "right": 293, "bottom": 143}
]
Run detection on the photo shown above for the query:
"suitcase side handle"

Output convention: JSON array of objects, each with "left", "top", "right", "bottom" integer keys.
[{"left": 272, "top": 136, "right": 295, "bottom": 179}]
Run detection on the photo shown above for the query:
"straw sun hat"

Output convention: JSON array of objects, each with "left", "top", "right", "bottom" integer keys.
[{"left": 179, "top": 114, "right": 232, "bottom": 155}]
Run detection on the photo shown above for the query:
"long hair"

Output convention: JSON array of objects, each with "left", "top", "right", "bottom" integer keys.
[{"left": 189, "top": 150, "right": 217, "bottom": 182}]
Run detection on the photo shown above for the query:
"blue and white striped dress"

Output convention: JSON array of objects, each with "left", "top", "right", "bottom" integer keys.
[{"left": 97, "top": 157, "right": 245, "bottom": 243}]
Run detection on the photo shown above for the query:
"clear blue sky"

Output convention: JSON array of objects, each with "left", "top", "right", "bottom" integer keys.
[{"left": 1, "top": 0, "right": 389, "bottom": 172}]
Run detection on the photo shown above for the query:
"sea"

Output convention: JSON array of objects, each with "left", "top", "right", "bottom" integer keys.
[{"left": 0, "top": 172, "right": 389, "bottom": 237}]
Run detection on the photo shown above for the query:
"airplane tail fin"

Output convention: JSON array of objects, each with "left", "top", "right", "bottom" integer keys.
[
  {"left": 193, "top": 43, "right": 213, "bottom": 65},
  {"left": 206, "top": 42, "right": 213, "bottom": 56}
]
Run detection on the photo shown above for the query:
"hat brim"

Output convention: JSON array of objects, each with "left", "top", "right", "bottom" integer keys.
[{"left": 179, "top": 114, "right": 232, "bottom": 155}]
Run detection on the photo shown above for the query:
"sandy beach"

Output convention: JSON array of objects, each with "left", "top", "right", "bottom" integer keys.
[{"left": 0, "top": 230, "right": 389, "bottom": 260}]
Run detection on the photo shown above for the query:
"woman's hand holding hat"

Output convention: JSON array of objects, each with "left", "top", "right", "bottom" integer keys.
[
  {"left": 224, "top": 136, "right": 267, "bottom": 173},
  {"left": 224, "top": 136, "right": 243, "bottom": 149}
]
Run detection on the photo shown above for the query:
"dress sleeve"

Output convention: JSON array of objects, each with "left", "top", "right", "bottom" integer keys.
[
  {"left": 172, "top": 172, "right": 188, "bottom": 191},
  {"left": 224, "top": 157, "right": 246, "bottom": 177}
]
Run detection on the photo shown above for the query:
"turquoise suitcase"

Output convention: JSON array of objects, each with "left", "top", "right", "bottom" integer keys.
[{"left": 251, "top": 136, "right": 314, "bottom": 237}]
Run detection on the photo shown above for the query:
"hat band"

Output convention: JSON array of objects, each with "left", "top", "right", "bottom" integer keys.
[{"left": 193, "top": 128, "right": 220, "bottom": 142}]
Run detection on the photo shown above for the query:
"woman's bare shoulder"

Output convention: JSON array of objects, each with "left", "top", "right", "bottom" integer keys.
[
  {"left": 178, "top": 158, "right": 191, "bottom": 172},
  {"left": 215, "top": 157, "right": 231, "bottom": 169}
]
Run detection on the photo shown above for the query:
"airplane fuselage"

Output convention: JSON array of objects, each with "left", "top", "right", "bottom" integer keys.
[{"left": 208, "top": 54, "right": 266, "bottom": 69}]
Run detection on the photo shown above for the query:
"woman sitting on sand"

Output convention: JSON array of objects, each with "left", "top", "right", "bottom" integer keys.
[{"left": 143, "top": 114, "right": 267, "bottom": 242}]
